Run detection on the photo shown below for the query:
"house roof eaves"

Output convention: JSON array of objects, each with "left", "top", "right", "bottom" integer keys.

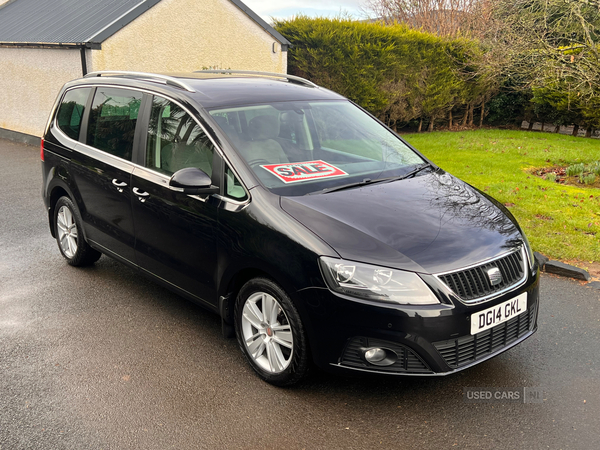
[
  {"left": 85, "top": 0, "right": 162, "bottom": 44},
  {"left": 229, "top": 0, "right": 291, "bottom": 48},
  {"left": 0, "top": 41, "right": 100, "bottom": 49}
]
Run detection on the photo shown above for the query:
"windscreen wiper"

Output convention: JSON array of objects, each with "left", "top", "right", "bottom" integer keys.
[
  {"left": 366, "top": 162, "right": 433, "bottom": 186},
  {"left": 309, "top": 163, "right": 432, "bottom": 195},
  {"left": 309, "top": 177, "right": 377, "bottom": 195}
]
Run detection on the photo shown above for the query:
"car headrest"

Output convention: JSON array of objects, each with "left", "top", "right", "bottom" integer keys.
[
  {"left": 213, "top": 116, "right": 228, "bottom": 128},
  {"left": 248, "top": 115, "right": 280, "bottom": 141}
]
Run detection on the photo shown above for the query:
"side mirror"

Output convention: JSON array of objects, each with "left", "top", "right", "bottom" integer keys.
[{"left": 169, "top": 167, "right": 219, "bottom": 195}]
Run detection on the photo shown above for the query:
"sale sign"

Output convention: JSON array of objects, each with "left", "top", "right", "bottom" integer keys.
[{"left": 261, "top": 160, "right": 349, "bottom": 184}]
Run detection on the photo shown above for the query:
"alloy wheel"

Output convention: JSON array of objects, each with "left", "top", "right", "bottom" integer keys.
[
  {"left": 56, "top": 205, "right": 78, "bottom": 259},
  {"left": 240, "top": 291, "right": 294, "bottom": 373}
]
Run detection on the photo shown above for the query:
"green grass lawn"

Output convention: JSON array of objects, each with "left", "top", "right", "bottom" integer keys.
[{"left": 402, "top": 129, "right": 600, "bottom": 264}]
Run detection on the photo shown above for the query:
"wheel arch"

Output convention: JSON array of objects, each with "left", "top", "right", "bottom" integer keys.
[
  {"left": 218, "top": 264, "right": 314, "bottom": 334},
  {"left": 47, "top": 181, "right": 87, "bottom": 241},
  {"left": 219, "top": 267, "right": 276, "bottom": 326},
  {"left": 48, "top": 184, "right": 71, "bottom": 238}
]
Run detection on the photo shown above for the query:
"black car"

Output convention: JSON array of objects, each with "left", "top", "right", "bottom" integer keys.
[{"left": 41, "top": 70, "right": 539, "bottom": 385}]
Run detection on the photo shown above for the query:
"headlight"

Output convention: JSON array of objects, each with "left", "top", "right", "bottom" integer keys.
[
  {"left": 522, "top": 234, "right": 535, "bottom": 270},
  {"left": 319, "top": 256, "right": 439, "bottom": 305}
]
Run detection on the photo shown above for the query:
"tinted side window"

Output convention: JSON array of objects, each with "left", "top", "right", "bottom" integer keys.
[
  {"left": 86, "top": 88, "right": 142, "bottom": 161},
  {"left": 146, "top": 96, "right": 214, "bottom": 176},
  {"left": 56, "top": 88, "right": 91, "bottom": 141}
]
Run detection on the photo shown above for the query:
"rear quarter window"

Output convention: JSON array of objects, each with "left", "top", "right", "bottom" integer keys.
[{"left": 56, "top": 88, "right": 91, "bottom": 141}]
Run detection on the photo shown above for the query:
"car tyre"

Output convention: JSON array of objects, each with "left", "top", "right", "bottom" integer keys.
[
  {"left": 54, "top": 196, "right": 101, "bottom": 266},
  {"left": 235, "top": 278, "right": 310, "bottom": 386}
]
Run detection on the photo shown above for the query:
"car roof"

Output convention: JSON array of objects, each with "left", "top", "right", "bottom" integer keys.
[{"left": 71, "top": 71, "right": 345, "bottom": 109}]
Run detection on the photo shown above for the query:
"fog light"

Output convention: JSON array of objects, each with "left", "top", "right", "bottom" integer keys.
[
  {"left": 365, "top": 348, "right": 386, "bottom": 362},
  {"left": 363, "top": 347, "right": 397, "bottom": 366}
]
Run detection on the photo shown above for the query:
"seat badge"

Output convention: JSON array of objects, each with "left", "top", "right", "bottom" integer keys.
[{"left": 487, "top": 267, "right": 503, "bottom": 286}]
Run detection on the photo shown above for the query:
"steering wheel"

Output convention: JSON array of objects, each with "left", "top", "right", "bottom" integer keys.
[{"left": 248, "top": 159, "right": 271, "bottom": 168}]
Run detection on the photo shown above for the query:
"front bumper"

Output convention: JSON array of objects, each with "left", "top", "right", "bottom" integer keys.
[{"left": 297, "top": 267, "right": 540, "bottom": 376}]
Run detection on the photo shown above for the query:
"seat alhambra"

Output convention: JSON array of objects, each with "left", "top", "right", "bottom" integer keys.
[{"left": 42, "top": 70, "right": 539, "bottom": 385}]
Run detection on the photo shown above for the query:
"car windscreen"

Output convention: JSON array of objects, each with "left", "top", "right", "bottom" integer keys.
[{"left": 208, "top": 100, "right": 425, "bottom": 196}]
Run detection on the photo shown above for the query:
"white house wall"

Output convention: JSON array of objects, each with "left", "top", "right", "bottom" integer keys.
[
  {"left": 0, "top": 47, "right": 83, "bottom": 137},
  {"left": 89, "top": 0, "right": 287, "bottom": 74}
]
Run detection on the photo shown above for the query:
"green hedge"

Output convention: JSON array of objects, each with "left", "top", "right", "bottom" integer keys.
[{"left": 275, "top": 17, "right": 489, "bottom": 131}]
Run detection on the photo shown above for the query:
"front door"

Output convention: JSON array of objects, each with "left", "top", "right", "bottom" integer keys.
[{"left": 131, "top": 95, "right": 219, "bottom": 305}]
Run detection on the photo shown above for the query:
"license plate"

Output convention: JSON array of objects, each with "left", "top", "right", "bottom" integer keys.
[{"left": 471, "top": 293, "right": 528, "bottom": 335}]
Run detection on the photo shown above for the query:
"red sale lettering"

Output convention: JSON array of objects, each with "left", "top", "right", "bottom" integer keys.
[
  {"left": 312, "top": 164, "right": 330, "bottom": 173},
  {"left": 260, "top": 161, "right": 349, "bottom": 184},
  {"left": 293, "top": 166, "right": 310, "bottom": 175},
  {"left": 276, "top": 167, "right": 294, "bottom": 176}
]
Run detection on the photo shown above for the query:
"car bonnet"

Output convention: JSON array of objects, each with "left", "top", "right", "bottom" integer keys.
[{"left": 280, "top": 170, "right": 523, "bottom": 274}]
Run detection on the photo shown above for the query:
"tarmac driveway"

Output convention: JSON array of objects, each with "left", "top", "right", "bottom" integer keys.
[{"left": 1, "top": 138, "right": 599, "bottom": 449}]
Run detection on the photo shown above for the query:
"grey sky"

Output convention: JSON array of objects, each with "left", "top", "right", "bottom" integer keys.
[{"left": 241, "top": 0, "right": 365, "bottom": 22}]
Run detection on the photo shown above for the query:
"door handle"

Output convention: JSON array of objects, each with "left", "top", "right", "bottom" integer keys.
[
  {"left": 112, "top": 179, "right": 128, "bottom": 193},
  {"left": 133, "top": 187, "right": 150, "bottom": 202}
]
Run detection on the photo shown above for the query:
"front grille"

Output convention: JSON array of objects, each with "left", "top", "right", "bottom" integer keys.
[
  {"left": 437, "top": 249, "right": 526, "bottom": 302},
  {"left": 433, "top": 307, "right": 534, "bottom": 369},
  {"left": 340, "top": 337, "right": 432, "bottom": 374}
]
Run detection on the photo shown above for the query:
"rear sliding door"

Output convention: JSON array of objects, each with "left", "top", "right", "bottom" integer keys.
[{"left": 71, "top": 87, "right": 143, "bottom": 263}]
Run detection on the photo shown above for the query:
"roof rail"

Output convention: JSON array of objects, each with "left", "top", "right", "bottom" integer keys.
[
  {"left": 194, "top": 70, "right": 318, "bottom": 88},
  {"left": 84, "top": 71, "right": 196, "bottom": 92}
]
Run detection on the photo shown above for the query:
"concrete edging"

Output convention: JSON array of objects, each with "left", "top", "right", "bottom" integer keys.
[
  {"left": 0, "top": 127, "right": 41, "bottom": 147},
  {"left": 534, "top": 252, "right": 592, "bottom": 282}
]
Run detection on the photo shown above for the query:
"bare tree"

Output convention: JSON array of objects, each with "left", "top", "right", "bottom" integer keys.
[
  {"left": 487, "top": 0, "right": 600, "bottom": 102},
  {"left": 363, "top": 0, "right": 494, "bottom": 39}
]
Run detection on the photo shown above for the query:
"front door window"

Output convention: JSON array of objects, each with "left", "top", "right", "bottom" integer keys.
[{"left": 146, "top": 96, "right": 214, "bottom": 176}]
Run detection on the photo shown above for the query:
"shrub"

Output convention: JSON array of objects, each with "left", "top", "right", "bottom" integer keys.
[
  {"left": 275, "top": 17, "right": 489, "bottom": 131},
  {"left": 485, "top": 90, "right": 531, "bottom": 126}
]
